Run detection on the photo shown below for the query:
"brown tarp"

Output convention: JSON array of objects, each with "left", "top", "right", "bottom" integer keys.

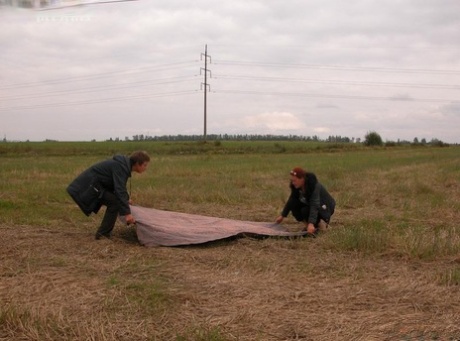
[{"left": 130, "top": 205, "right": 307, "bottom": 247}]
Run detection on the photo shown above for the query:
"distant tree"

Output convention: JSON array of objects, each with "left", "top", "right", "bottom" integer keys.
[
  {"left": 421, "top": 138, "right": 427, "bottom": 145},
  {"left": 413, "top": 137, "right": 419, "bottom": 144},
  {"left": 385, "top": 140, "right": 397, "bottom": 147},
  {"left": 431, "top": 138, "right": 448, "bottom": 147},
  {"left": 364, "top": 131, "right": 383, "bottom": 146}
]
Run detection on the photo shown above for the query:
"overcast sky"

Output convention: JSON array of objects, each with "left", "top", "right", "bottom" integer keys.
[{"left": 1, "top": 0, "right": 459, "bottom": 142}]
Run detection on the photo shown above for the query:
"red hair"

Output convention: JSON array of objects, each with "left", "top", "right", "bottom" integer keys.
[{"left": 290, "top": 167, "right": 306, "bottom": 179}]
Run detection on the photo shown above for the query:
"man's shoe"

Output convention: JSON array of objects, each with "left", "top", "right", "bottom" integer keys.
[{"left": 95, "top": 233, "right": 111, "bottom": 240}]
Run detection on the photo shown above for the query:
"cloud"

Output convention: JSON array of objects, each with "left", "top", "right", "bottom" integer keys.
[
  {"left": 316, "top": 103, "right": 339, "bottom": 109},
  {"left": 389, "top": 94, "right": 414, "bottom": 102},
  {"left": 313, "top": 127, "right": 331, "bottom": 134},
  {"left": 438, "top": 102, "right": 460, "bottom": 117},
  {"left": 1, "top": 0, "right": 460, "bottom": 143},
  {"left": 240, "top": 111, "right": 306, "bottom": 132}
]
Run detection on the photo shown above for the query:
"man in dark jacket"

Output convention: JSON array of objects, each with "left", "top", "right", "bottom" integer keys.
[
  {"left": 67, "top": 151, "right": 150, "bottom": 239},
  {"left": 275, "top": 166, "right": 335, "bottom": 234}
]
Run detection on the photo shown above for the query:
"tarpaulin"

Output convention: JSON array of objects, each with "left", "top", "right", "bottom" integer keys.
[{"left": 130, "top": 205, "right": 306, "bottom": 247}]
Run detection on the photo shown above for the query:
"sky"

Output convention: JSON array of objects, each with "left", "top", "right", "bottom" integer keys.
[{"left": 1, "top": 0, "right": 460, "bottom": 143}]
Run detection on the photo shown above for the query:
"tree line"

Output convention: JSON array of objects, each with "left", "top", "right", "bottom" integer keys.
[{"left": 106, "top": 132, "right": 448, "bottom": 146}]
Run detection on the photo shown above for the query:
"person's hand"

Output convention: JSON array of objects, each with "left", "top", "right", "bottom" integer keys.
[
  {"left": 125, "top": 214, "right": 136, "bottom": 225},
  {"left": 306, "top": 223, "right": 316, "bottom": 234},
  {"left": 275, "top": 215, "right": 284, "bottom": 224}
]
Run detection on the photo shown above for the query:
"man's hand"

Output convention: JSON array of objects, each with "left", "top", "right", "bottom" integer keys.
[{"left": 125, "top": 214, "right": 136, "bottom": 225}]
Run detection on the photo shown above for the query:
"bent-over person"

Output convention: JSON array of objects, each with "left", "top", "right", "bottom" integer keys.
[
  {"left": 67, "top": 151, "right": 150, "bottom": 240},
  {"left": 275, "top": 167, "right": 335, "bottom": 234}
]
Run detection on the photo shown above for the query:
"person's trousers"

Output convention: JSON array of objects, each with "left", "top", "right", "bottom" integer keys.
[
  {"left": 96, "top": 191, "right": 120, "bottom": 237},
  {"left": 291, "top": 203, "right": 321, "bottom": 226}
]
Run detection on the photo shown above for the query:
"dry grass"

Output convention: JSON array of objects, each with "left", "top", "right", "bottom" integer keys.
[
  {"left": 2, "top": 222, "right": 460, "bottom": 340},
  {"left": 1, "top": 144, "right": 460, "bottom": 340}
]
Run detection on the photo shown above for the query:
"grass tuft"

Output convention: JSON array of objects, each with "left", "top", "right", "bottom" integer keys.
[
  {"left": 324, "top": 220, "right": 392, "bottom": 254},
  {"left": 438, "top": 267, "right": 460, "bottom": 286},
  {"left": 176, "top": 325, "right": 229, "bottom": 341}
]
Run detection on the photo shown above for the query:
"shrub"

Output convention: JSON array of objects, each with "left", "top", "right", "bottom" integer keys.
[{"left": 364, "top": 131, "right": 383, "bottom": 146}]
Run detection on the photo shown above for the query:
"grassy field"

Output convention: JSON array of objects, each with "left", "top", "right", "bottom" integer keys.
[{"left": 1, "top": 141, "right": 459, "bottom": 340}]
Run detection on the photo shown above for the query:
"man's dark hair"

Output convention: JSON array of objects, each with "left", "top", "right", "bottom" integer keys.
[{"left": 129, "top": 151, "right": 150, "bottom": 165}]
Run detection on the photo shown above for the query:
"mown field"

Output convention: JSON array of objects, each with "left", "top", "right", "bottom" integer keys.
[{"left": 1, "top": 141, "right": 459, "bottom": 341}]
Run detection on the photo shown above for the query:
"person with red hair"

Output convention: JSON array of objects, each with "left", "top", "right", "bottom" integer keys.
[{"left": 275, "top": 167, "right": 335, "bottom": 234}]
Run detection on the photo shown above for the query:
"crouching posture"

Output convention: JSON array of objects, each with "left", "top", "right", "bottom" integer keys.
[
  {"left": 67, "top": 151, "right": 150, "bottom": 239},
  {"left": 275, "top": 167, "right": 335, "bottom": 234}
]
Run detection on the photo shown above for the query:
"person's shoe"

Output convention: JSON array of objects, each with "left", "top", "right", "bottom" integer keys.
[
  {"left": 95, "top": 233, "right": 111, "bottom": 240},
  {"left": 318, "top": 219, "right": 329, "bottom": 232}
]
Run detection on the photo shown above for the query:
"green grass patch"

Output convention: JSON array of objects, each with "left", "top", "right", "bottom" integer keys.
[
  {"left": 401, "top": 226, "right": 460, "bottom": 260},
  {"left": 176, "top": 325, "right": 229, "bottom": 341},
  {"left": 324, "top": 220, "right": 392, "bottom": 254},
  {"left": 438, "top": 267, "right": 460, "bottom": 286}
]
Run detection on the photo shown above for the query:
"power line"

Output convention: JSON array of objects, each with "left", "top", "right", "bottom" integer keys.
[
  {"left": 214, "top": 60, "right": 460, "bottom": 75},
  {"left": 214, "top": 75, "right": 460, "bottom": 90},
  {"left": 2, "top": 49, "right": 459, "bottom": 117},
  {"left": 0, "top": 61, "right": 199, "bottom": 90},
  {"left": 0, "top": 76, "right": 198, "bottom": 101},
  {"left": 0, "top": 90, "right": 199, "bottom": 111},
  {"left": 33, "top": 0, "right": 139, "bottom": 11},
  {"left": 213, "top": 89, "right": 459, "bottom": 104}
]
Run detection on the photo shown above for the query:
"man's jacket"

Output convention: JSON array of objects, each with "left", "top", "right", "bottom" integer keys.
[{"left": 67, "top": 155, "right": 132, "bottom": 216}]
